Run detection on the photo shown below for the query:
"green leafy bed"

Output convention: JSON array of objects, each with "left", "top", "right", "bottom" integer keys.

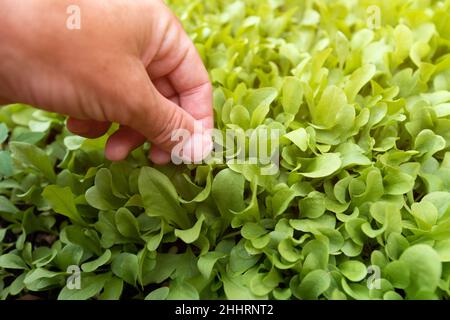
[{"left": 1, "top": 0, "right": 450, "bottom": 300}]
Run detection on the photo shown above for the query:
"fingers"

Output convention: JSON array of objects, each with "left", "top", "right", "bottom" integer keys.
[
  {"left": 105, "top": 126, "right": 146, "bottom": 162},
  {"left": 152, "top": 76, "right": 180, "bottom": 106},
  {"left": 105, "top": 126, "right": 173, "bottom": 165},
  {"left": 144, "top": 20, "right": 214, "bottom": 164},
  {"left": 125, "top": 66, "right": 212, "bottom": 163},
  {"left": 168, "top": 45, "right": 214, "bottom": 129},
  {"left": 66, "top": 118, "right": 111, "bottom": 138},
  {"left": 67, "top": 118, "right": 150, "bottom": 163},
  {"left": 147, "top": 15, "right": 214, "bottom": 129},
  {"left": 135, "top": 78, "right": 195, "bottom": 150},
  {"left": 149, "top": 145, "right": 171, "bottom": 165},
  {"left": 150, "top": 77, "right": 179, "bottom": 164}
]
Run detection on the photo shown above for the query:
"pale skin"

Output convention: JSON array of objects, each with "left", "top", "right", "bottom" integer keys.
[{"left": 0, "top": 0, "right": 213, "bottom": 164}]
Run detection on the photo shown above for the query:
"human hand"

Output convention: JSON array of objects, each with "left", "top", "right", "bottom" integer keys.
[{"left": 0, "top": 0, "right": 213, "bottom": 164}]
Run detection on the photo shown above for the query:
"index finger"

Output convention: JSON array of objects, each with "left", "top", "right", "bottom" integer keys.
[
  {"left": 167, "top": 43, "right": 214, "bottom": 130},
  {"left": 146, "top": 10, "right": 214, "bottom": 131}
]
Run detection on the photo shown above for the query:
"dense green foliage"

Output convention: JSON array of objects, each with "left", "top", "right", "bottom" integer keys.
[{"left": 1, "top": 0, "right": 450, "bottom": 300}]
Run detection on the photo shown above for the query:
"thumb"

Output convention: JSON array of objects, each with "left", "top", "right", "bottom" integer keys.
[{"left": 122, "top": 67, "right": 212, "bottom": 163}]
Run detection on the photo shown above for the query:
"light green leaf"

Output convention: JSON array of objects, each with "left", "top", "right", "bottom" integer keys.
[
  {"left": 58, "top": 273, "right": 109, "bottom": 300},
  {"left": 167, "top": 280, "right": 199, "bottom": 300},
  {"left": 278, "top": 238, "right": 301, "bottom": 263},
  {"left": 0, "top": 253, "right": 28, "bottom": 269},
  {"left": 212, "top": 169, "right": 246, "bottom": 218},
  {"left": 9, "top": 273, "right": 26, "bottom": 296},
  {"left": 344, "top": 64, "right": 376, "bottom": 102},
  {"left": 99, "top": 277, "right": 124, "bottom": 300},
  {"left": 10, "top": 141, "right": 56, "bottom": 181},
  {"left": 339, "top": 261, "right": 367, "bottom": 282},
  {"left": 111, "top": 253, "right": 139, "bottom": 286},
  {"left": 241, "top": 222, "right": 268, "bottom": 240},
  {"left": 299, "top": 192, "right": 326, "bottom": 219},
  {"left": 138, "top": 167, "right": 190, "bottom": 229},
  {"left": 434, "top": 240, "right": 450, "bottom": 262},
  {"left": 197, "top": 252, "right": 226, "bottom": 278},
  {"left": 0, "top": 123, "right": 8, "bottom": 144},
  {"left": 0, "top": 151, "right": 13, "bottom": 177},
  {"left": 85, "top": 169, "right": 125, "bottom": 210},
  {"left": 295, "top": 270, "right": 330, "bottom": 300},
  {"left": 421, "top": 192, "right": 450, "bottom": 218},
  {"left": 229, "top": 240, "right": 260, "bottom": 274},
  {"left": 223, "top": 273, "right": 264, "bottom": 300},
  {"left": 312, "top": 86, "right": 348, "bottom": 128},
  {"left": 383, "top": 171, "right": 415, "bottom": 195},
  {"left": 400, "top": 245, "right": 442, "bottom": 296},
  {"left": 115, "top": 207, "right": 141, "bottom": 240},
  {"left": 230, "top": 105, "right": 250, "bottom": 129},
  {"left": 385, "top": 233, "right": 409, "bottom": 260},
  {"left": 24, "top": 268, "right": 62, "bottom": 287},
  {"left": 0, "top": 195, "right": 19, "bottom": 214},
  {"left": 54, "top": 244, "right": 84, "bottom": 271},
  {"left": 299, "top": 153, "right": 342, "bottom": 178},
  {"left": 175, "top": 215, "right": 205, "bottom": 244},
  {"left": 336, "top": 143, "right": 372, "bottom": 168},
  {"left": 42, "top": 185, "right": 85, "bottom": 225},
  {"left": 385, "top": 261, "right": 410, "bottom": 289},
  {"left": 282, "top": 77, "right": 303, "bottom": 115},
  {"left": 81, "top": 250, "right": 112, "bottom": 273},
  {"left": 272, "top": 187, "right": 297, "bottom": 216},
  {"left": 284, "top": 128, "right": 308, "bottom": 151},
  {"left": 411, "top": 201, "right": 438, "bottom": 230},
  {"left": 145, "top": 287, "right": 170, "bottom": 300},
  {"left": 414, "top": 129, "right": 446, "bottom": 158},
  {"left": 243, "top": 87, "right": 278, "bottom": 113}
]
